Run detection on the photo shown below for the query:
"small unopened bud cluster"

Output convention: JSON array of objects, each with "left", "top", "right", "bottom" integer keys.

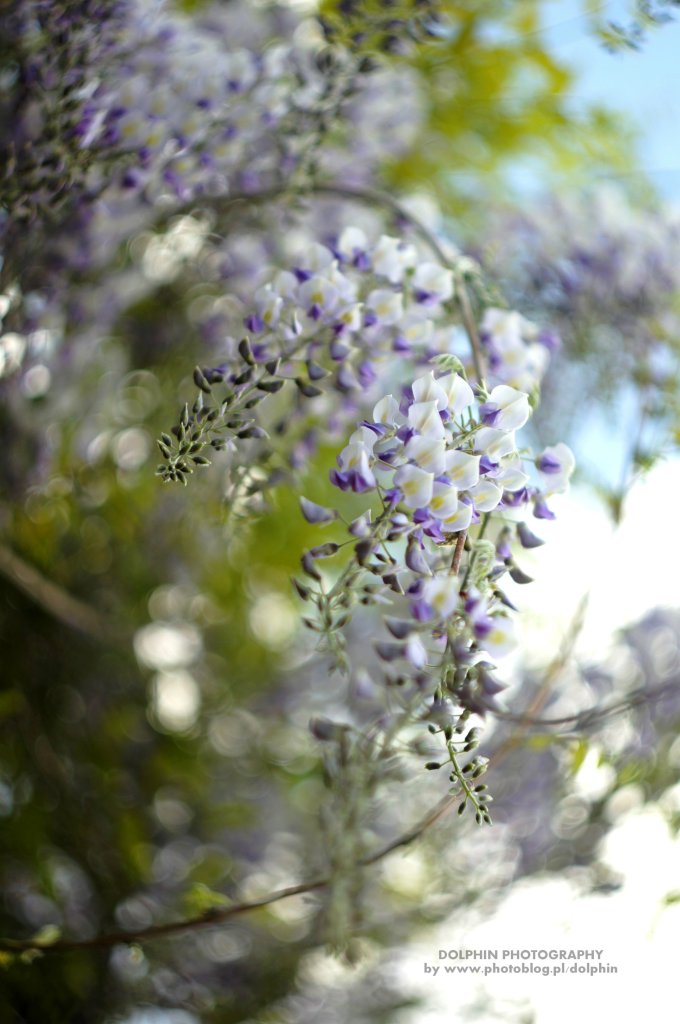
[{"left": 156, "top": 353, "right": 273, "bottom": 484}]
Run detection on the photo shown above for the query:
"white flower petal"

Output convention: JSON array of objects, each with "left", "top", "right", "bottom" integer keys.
[
  {"left": 349, "top": 426, "right": 378, "bottom": 451},
  {"left": 413, "top": 262, "right": 454, "bottom": 302},
  {"left": 401, "top": 313, "right": 434, "bottom": 346},
  {"left": 437, "top": 372, "right": 475, "bottom": 416},
  {"left": 405, "top": 435, "right": 446, "bottom": 474},
  {"left": 367, "top": 288, "right": 404, "bottom": 325},
  {"left": 468, "top": 480, "right": 502, "bottom": 513},
  {"left": 442, "top": 503, "right": 473, "bottom": 533},
  {"left": 537, "top": 442, "right": 576, "bottom": 495},
  {"left": 338, "top": 226, "right": 368, "bottom": 259},
  {"left": 429, "top": 482, "right": 459, "bottom": 520},
  {"left": 373, "top": 394, "right": 400, "bottom": 425},
  {"left": 372, "top": 235, "right": 417, "bottom": 283},
  {"left": 474, "top": 428, "right": 517, "bottom": 461},
  {"left": 486, "top": 385, "right": 531, "bottom": 432},
  {"left": 394, "top": 464, "right": 434, "bottom": 508},
  {"left": 299, "top": 275, "right": 339, "bottom": 316},
  {"left": 423, "top": 576, "right": 460, "bottom": 618},
  {"left": 339, "top": 442, "right": 372, "bottom": 471},
  {"left": 482, "top": 308, "right": 524, "bottom": 345},
  {"left": 494, "top": 456, "right": 529, "bottom": 492},
  {"left": 481, "top": 616, "right": 516, "bottom": 660},
  {"left": 444, "top": 451, "right": 480, "bottom": 489},
  {"left": 408, "top": 400, "right": 446, "bottom": 438},
  {"left": 412, "top": 371, "right": 448, "bottom": 410}
]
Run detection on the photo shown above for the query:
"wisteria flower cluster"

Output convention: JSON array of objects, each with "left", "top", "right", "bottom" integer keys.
[
  {"left": 0, "top": 0, "right": 129, "bottom": 217},
  {"left": 0, "top": 0, "right": 647, "bottom": 1002},
  {"left": 1, "top": 0, "right": 346, "bottom": 213},
  {"left": 331, "top": 368, "right": 573, "bottom": 522},
  {"left": 243, "top": 227, "right": 459, "bottom": 365},
  {"left": 156, "top": 225, "right": 556, "bottom": 485},
  {"left": 155, "top": 228, "right": 458, "bottom": 481},
  {"left": 152, "top": 209, "right": 573, "bottom": 825},
  {"left": 295, "top": 364, "right": 574, "bottom": 820}
]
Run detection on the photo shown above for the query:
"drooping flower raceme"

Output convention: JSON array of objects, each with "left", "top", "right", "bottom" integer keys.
[{"left": 296, "top": 364, "right": 574, "bottom": 819}]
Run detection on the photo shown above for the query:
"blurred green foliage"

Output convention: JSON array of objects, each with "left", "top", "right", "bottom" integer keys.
[{"left": 323, "top": 0, "right": 641, "bottom": 225}]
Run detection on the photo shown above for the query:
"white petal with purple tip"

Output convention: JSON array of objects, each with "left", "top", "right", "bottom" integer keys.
[
  {"left": 537, "top": 442, "right": 575, "bottom": 495},
  {"left": 337, "top": 226, "right": 368, "bottom": 260},
  {"left": 485, "top": 385, "right": 531, "bottom": 432},
  {"left": 413, "top": 262, "right": 454, "bottom": 302}
]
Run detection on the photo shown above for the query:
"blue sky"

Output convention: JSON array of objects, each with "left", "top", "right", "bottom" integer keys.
[{"left": 543, "top": 0, "right": 680, "bottom": 201}]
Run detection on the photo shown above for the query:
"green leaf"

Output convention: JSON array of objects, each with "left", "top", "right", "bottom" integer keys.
[
  {"left": 570, "top": 739, "right": 589, "bottom": 777},
  {"left": 182, "top": 882, "right": 231, "bottom": 916},
  {"left": 526, "top": 734, "right": 557, "bottom": 751},
  {"left": 31, "top": 924, "right": 62, "bottom": 947}
]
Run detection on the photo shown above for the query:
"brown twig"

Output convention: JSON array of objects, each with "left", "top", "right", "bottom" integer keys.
[
  {"left": 455, "top": 271, "right": 486, "bottom": 384},
  {"left": 491, "top": 678, "right": 680, "bottom": 732},
  {"left": 4, "top": 659, "right": 673, "bottom": 956},
  {"left": 160, "top": 182, "right": 453, "bottom": 266},
  {"left": 451, "top": 530, "right": 467, "bottom": 575},
  {"left": 490, "top": 593, "right": 589, "bottom": 765},
  {"left": 0, "top": 543, "right": 109, "bottom": 641},
  {"left": 7, "top": 653, "right": 675, "bottom": 959}
]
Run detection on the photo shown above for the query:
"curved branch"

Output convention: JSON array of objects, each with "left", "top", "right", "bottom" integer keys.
[
  {"left": 0, "top": 791, "right": 458, "bottom": 956},
  {"left": 158, "top": 182, "right": 452, "bottom": 265},
  {"left": 490, "top": 593, "right": 588, "bottom": 761},
  {"left": 154, "top": 181, "right": 488, "bottom": 385},
  {"left": 3, "top": 670, "right": 674, "bottom": 956},
  {"left": 490, "top": 678, "right": 680, "bottom": 732}
]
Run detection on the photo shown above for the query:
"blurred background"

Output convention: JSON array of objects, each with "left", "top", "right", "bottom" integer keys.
[{"left": 2, "top": 1, "right": 680, "bottom": 1021}]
